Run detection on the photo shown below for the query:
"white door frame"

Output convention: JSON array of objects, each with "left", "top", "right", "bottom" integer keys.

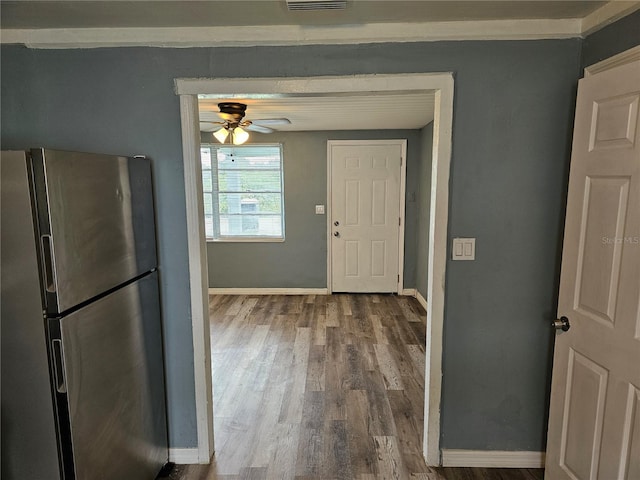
[
  {"left": 176, "top": 73, "right": 454, "bottom": 466},
  {"left": 326, "top": 139, "right": 407, "bottom": 295},
  {"left": 584, "top": 44, "right": 640, "bottom": 77}
]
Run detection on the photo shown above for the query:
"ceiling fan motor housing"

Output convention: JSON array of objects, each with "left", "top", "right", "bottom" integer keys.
[{"left": 218, "top": 102, "right": 247, "bottom": 121}]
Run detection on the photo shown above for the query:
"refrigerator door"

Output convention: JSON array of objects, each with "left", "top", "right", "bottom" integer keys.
[
  {"left": 1, "top": 151, "right": 62, "bottom": 480},
  {"left": 57, "top": 272, "right": 167, "bottom": 480},
  {"left": 30, "top": 149, "right": 157, "bottom": 314}
]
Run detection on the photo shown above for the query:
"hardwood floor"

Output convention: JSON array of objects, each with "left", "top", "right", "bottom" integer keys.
[{"left": 171, "top": 294, "right": 543, "bottom": 480}]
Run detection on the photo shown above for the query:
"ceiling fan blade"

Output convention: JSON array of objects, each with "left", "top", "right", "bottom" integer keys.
[
  {"left": 200, "top": 121, "right": 225, "bottom": 132},
  {"left": 251, "top": 118, "right": 291, "bottom": 126},
  {"left": 200, "top": 123, "right": 216, "bottom": 132},
  {"left": 246, "top": 124, "right": 275, "bottom": 134}
]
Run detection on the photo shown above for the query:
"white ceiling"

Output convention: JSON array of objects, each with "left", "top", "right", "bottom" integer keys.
[
  {"left": 198, "top": 92, "right": 436, "bottom": 133},
  {"left": 2, "top": 1, "right": 639, "bottom": 48},
  {"left": 0, "top": 1, "right": 610, "bottom": 29}
]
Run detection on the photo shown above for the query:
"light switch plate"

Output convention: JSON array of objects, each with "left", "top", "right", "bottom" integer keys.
[
  {"left": 452, "top": 238, "right": 475, "bottom": 260},
  {"left": 315, "top": 205, "right": 325, "bottom": 215}
]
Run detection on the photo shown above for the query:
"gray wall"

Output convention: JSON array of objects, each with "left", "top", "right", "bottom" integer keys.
[
  {"left": 581, "top": 9, "right": 640, "bottom": 70},
  {"left": 202, "top": 129, "right": 422, "bottom": 289},
  {"left": 415, "top": 123, "right": 434, "bottom": 299},
  {"left": 1, "top": 38, "right": 581, "bottom": 451}
]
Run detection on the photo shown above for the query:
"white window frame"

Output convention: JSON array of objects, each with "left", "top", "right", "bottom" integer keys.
[{"left": 200, "top": 143, "right": 285, "bottom": 243}]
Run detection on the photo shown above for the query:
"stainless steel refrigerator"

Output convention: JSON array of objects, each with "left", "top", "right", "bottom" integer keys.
[{"left": 1, "top": 149, "right": 169, "bottom": 480}]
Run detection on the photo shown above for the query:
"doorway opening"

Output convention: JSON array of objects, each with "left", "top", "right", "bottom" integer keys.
[{"left": 176, "top": 73, "right": 454, "bottom": 466}]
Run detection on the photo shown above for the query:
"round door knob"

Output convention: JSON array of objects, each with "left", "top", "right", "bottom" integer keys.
[
  {"left": 334, "top": 232, "right": 340, "bottom": 237},
  {"left": 334, "top": 221, "right": 340, "bottom": 226},
  {"left": 553, "top": 316, "right": 570, "bottom": 332}
]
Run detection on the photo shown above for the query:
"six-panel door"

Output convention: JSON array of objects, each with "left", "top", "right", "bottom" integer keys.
[
  {"left": 330, "top": 142, "right": 403, "bottom": 293},
  {"left": 545, "top": 60, "right": 640, "bottom": 480}
]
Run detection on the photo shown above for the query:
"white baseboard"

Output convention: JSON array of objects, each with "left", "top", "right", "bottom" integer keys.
[
  {"left": 416, "top": 290, "right": 428, "bottom": 312},
  {"left": 169, "top": 448, "right": 200, "bottom": 464},
  {"left": 441, "top": 449, "right": 545, "bottom": 468},
  {"left": 208, "top": 287, "right": 328, "bottom": 295},
  {"left": 401, "top": 288, "right": 427, "bottom": 312}
]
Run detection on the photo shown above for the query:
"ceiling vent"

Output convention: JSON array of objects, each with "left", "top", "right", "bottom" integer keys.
[{"left": 286, "top": 0, "right": 347, "bottom": 11}]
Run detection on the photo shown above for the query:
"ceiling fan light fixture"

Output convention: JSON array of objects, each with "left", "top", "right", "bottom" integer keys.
[
  {"left": 213, "top": 127, "right": 229, "bottom": 144},
  {"left": 232, "top": 126, "right": 250, "bottom": 145}
]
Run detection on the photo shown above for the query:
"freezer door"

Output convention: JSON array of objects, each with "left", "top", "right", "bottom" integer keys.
[
  {"left": 1, "top": 151, "right": 62, "bottom": 480},
  {"left": 59, "top": 272, "right": 167, "bottom": 480},
  {"left": 30, "top": 149, "right": 157, "bottom": 314}
]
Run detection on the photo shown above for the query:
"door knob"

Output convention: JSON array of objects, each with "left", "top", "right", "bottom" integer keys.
[
  {"left": 553, "top": 316, "right": 571, "bottom": 332},
  {"left": 334, "top": 232, "right": 340, "bottom": 237},
  {"left": 334, "top": 221, "right": 340, "bottom": 226}
]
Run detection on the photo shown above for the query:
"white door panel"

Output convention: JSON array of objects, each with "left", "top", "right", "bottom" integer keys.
[
  {"left": 546, "top": 60, "right": 640, "bottom": 480},
  {"left": 330, "top": 142, "right": 403, "bottom": 293}
]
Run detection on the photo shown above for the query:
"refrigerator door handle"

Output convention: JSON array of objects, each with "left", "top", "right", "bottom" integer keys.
[
  {"left": 52, "top": 339, "right": 67, "bottom": 393},
  {"left": 41, "top": 234, "right": 57, "bottom": 293}
]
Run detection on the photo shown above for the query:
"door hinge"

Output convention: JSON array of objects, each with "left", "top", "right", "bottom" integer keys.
[
  {"left": 397, "top": 274, "right": 400, "bottom": 283},
  {"left": 399, "top": 217, "right": 401, "bottom": 226}
]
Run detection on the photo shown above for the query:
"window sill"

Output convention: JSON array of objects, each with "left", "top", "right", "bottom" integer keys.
[{"left": 206, "top": 237, "right": 285, "bottom": 243}]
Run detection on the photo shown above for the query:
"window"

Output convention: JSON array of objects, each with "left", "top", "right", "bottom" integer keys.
[{"left": 201, "top": 144, "right": 284, "bottom": 241}]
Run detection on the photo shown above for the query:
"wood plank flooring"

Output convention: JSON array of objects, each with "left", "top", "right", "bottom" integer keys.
[{"left": 171, "top": 294, "right": 544, "bottom": 480}]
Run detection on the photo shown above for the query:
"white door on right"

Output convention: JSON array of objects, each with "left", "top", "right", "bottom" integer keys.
[{"left": 545, "top": 60, "right": 640, "bottom": 479}]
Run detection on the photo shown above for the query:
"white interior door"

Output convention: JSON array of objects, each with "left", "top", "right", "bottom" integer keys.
[
  {"left": 329, "top": 141, "right": 405, "bottom": 293},
  {"left": 545, "top": 60, "right": 640, "bottom": 479}
]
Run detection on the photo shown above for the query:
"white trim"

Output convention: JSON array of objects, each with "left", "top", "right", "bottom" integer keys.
[
  {"left": 169, "top": 448, "right": 201, "bottom": 465},
  {"left": 398, "top": 141, "right": 408, "bottom": 295},
  {"left": 326, "top": 140, "right": 333, "bottom": 295},
  {"left": 178, "top": 73, "right": 454, "bottom": 467},
  {"left": 177, "top": 73, "right": 445, "bottom": 97},
  {"left": 206, "top": 237, "right": 285, "bottom": 243},
  {"left": 4, "top": 4, "right": 639, "bottom": 49},
  {"left": 179, "top": 95, "right": 215, "bottom": 464},
  {"left": 326, "top": 139, "right": 407, "bottom": 295},
  {"left": 400, "top": 288, "right": 428, "bottom": 312},
  {"left": 580, "top": 1, "right": 640, "bottom": 37},
  {"left": 208, "top": 288, "right": 328, "bottom": 295},
  {"left": 424, "top": 77, "right": 454, "bottom": 466},
  {"left": 441, "top": 450, "right": 546, "bottom": 468},
  {"left": 416, "top": 290, "right": 428, "bottom": 312},
  {"left": 585, "top": 45, "right": 640, "bottom": 77},
  {"left": 1, "top": 19, "right": 584, "bottom": 49}
]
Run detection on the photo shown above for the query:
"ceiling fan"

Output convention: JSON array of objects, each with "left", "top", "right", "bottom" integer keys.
[{"left": 201, "top": 102, "right": 291, "bottom": 145}]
